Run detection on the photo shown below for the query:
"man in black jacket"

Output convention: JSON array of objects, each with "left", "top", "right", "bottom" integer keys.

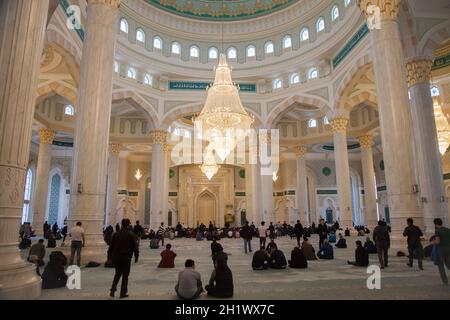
[
  {"left": 403, "top": 218, "right": 424, "bottom": 270},
  {"left": 109, "top": 219, "right": 139, "bottom": 298},
  {"left": 240, "top": 221, "right": 253, "bottom": 254},
  {"left": 318, "top": 219, "right": 328, "bottom": 249},
  {"left": 294, "top": 220, "right": 304, "bottom": 247},
  {"left": 348, "top": 240, "right": 369, "bottom": 267},
  {"left": 373, "top": 220, "right": 390, "bottom": 268}
]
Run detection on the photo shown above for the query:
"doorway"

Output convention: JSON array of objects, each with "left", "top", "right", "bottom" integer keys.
[{"left": 196, "top": 191, "right": 216, "bottom": 226}]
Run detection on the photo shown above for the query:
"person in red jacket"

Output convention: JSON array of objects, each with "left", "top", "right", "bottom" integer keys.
[{"left": 158, "top": 244, "right": 177, "bottom": 268}]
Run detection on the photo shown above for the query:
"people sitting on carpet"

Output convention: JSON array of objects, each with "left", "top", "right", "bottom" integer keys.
[
  {"left": 28, "top": 239, "right": 46, "bottom": 267},
  {"left": 175, "top": 259, "right": 203, "bottom": 300},
  {"left": 206, "top": 257, "right": 234, "bottom": 298},
  {"left": 47, "top": 230, "right": 57, "bottom": 248},
  {"left": 335, "top": 234, "right": 347, "bottom": 248},
  {"left": 358, "top": 229, "right": 366, "bottom": 237},
  {"left": 344, "top": 227, "right": 351, "bottom": 237},
  {"left": 288, "top": 247, "right": 308, "bottom": 269},
  {"left": 266, "top": 239, "right": 278, "bottom": 255},
  {"left": 348, "top": 240, "right": 370, "bottom": 267},
  {"left": 301, "top": 237, "right": 317, "bottom": 260},
  {"left": 317, "top": 239, "right": 334, "bottom": 260},
  {"left": 158, "top": 244, "right": 176, "bottom": 268},
  {"left": 364, "top": 237, "right": 377, "bottom": 254},
  {"left": 252, "top": 246, "right": 270, "bottom": 270},
  {"left": 268, "top": 246, "right": 287, "bottom": 269},
  {"left": 41, "top": 251, "right": 68, "bottom": 289}
]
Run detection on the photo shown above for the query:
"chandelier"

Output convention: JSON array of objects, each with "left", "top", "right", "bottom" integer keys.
[
  {"left": 199, "top": 145, "right": 220, "bottom": 180},
  {"left": 134, "top": 169, "right": 143, "bottom": 180},
  {"left": 194, "top": 54, "right": 254, "bottom": 161},
  {"left": 433, "top": 100, "right": 450, "bottom": 155}
]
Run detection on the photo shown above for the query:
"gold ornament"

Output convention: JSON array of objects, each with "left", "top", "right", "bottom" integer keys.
[
  {"left": 109, "top": 143, "right": 122, "bottom": 155},
  {"left": 149, "top": 130, "right": 168, "bottom": 145},
  {"left": 330, "top": 117, "right": 349, "bottom": 133},
  {"left": 38, "top": 128, "right": 55, "bottom": 145},
  {"left": 357, "top": 0, "right": 401, "bottom": 21},
  {"left": 406, "top": 59, "right": 432, "bottom": 88},
  {"left": 357, "top": 135, "right": 373, "bottom": 149},
  {"left": 294, "top": 146, "right": 307, "bottom": 157}
]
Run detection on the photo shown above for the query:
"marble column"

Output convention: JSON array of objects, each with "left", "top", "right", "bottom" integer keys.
[
  {"left": 358, "top": 134, "right": 378, "bottom": 229},
  {"left": 0, "top": 0, "right": 49, "bottom": 299},
  {"left": 150, "top": 130, "right": 168, "bottom": 230},
  {"left": 259, "top": 133, "right": 275, "bottom": 224},
  {"left": 105, "top": 143, "right": 121, "bottom": 227},
  {"left": 68, "top": 0, "right": 121, "bottom": 263},
  {"left": 358, "top": 0, "right": 422, "bottom": 249},
  {"left": 163, "top": 144, "right": 170, "bottom": 226},
  {"left": 245, "top": 163, "right": 262, "bottom": 226},
  {"left": 260, "top": 174, "right": 275, "bottom": 224},
  {"left": 330, "top": 117, "right": 353, "bottom": 229},
  {"left": 32, "top": 128, "right": 56, "bottom": 234},
  {"left": 295, "top": 146, "right": 308, "bottom": 225},
  {"left": 406, "top": 58, "right": 448, "bottom": 232}
]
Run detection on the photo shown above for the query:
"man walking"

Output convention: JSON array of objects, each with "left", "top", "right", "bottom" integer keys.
[
  {"left": 69, "top": 221, "right": 85, "bottom": 267},
  {"left": 157, "top": 222, "right": 165, "bottom": 246},
  {"left": 373, "top": 220, "right": 390, "bottom": 269},
  {"left": 109, "top": 219, "right": 139, "bottom": 298},
  {"left": 403, "top": 218, "right": 424, "bottom": 270},
  {"left": 434, "top": 218, "right": 450, "bottom": 285},
  {"left": 294, "top": 220, "right": 304, "bottom": 247},
  {"left": 240, "top": 221, "right": 253, "bottom": 254},
  {"left": 258, "top": 221, "right": 268, "bottom": 248}
]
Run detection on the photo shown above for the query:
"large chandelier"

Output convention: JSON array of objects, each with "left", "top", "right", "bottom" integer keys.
[
  {"left": 433, "top": 100, "right": 450, "bottom": 155},
  {"left": 195, "top": 54, "right": 254, "bottom": 161},
  {"left": 199, "top": 145, "right": 220, "bottom": 180}
]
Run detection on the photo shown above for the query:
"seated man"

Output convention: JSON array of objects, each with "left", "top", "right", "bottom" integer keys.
[
  {"left": 206, "top": 257, "right": 234, "bottom": 298},
  {"left": 344, "top": 228, "right": 351, "bottom": 237},
  {"left": 149, "top": 237, "right": 159, "bottom": 249},
  {"left": 268, "top": 247, "right": 287, "bottom": 269},
  {"left": 335, "top": 234, "right": 347, "bottom": 249},
  {"left": 158, "top": 244, "right": 176, "bottom": 268},
  {"left": 317, "top": 240, "right": 334, "bottom": 260},
  {"left": 175, "top": 259, "right": 203, "bottom": 300},
  {"left": 266, "top": 239, "right": 278, "bottom": 256},
  {"left": 364, "top": 237, "right": 377, "bottom": 254},
  {"left": 41, "top": 251, "right": 68, "bottom": 289},
  {"left": 252, "top": 246, "right": 270, "bottom": 270},
  {"left": 301, "top": 237, "right": 317, "bottom": 260},
  {"left": 288, "top": 247, "right": 308, "bottom": 269},
  {"left": 28, "top": 239, "right": 46, "bottom": 267},
  {"left": 348, "top": 240, "right": 370, "bottom": 267}
]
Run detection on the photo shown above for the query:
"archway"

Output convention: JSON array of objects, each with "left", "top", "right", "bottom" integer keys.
[{"left": 196, "top": 190, "right": 217, "bottom": 226}]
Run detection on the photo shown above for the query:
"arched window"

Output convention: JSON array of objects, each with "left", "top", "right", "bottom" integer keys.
[
  {"left": 431, "top": 85, "right": 440, "bottom": 97},
  {"left": 120, "top": 19, "right": 128, "bottom": 33},
  {"left": 189, "top": 45, "right": 199, "bottom": 58},
  {"left": 344, "top": 0, "right": 351, "bottom": 7},
  {"left": 227, "top": 47, "right": 237, "bottom": 59},
  {"left": 273, "top": 79, "right": 282, "bottom": 89},
  {"left": 246, "top": 45, "right": 256, "bottom": 58},
  {"left": 65, "top": 104, "right": 74, "bottom": 116},
  {"left": 300, "top": 28, "right": 309, "bottom": 42},
  {"left": 153, "top": 36, "right": 162, "bottom": 50},
  {"left": 136, "top": 29, "right": 145, "bottom": 43},
  {"left": 323, "top": 116, "right": 330, "bottom": 125},
  {"left": 316, "top": 17, "right": 325, "bottom": 32},
  {"left": 331, "top": 6, "right": 340, "bottom": 21},
  {"left": 308, "top": 67, "right": 318, "bottom": 79},
  {"left": 171, "top": 42, "right": 181, "bottom": 55},
  {"left": 208, "top": 47, "right": 218, "bottom": 60},
  {"left": 22, "top": 168, "right": 33, "bottom": 224},
  {"left": 48, "top": 174, "right": 61, "bottom": 225},
  {"left": 265, "top": 41, "right": 274, "bottom": 54},
  {"left": 114, "top": 61, "right": 119, "bottom": 73},
  {"left": 127, "top": 67, "right": 136, "bottom": 79},
  {"left": 283, "top": 35, "right": 292, "bottom": 49},
  {"left": 144, "top": 74, "right": 152, "bottom": 86},
  {"left": 290, "top": 73, "right": 300, "bottom": 84},
  {"left": 308, "top": 119, "right": 317, "bottom": 128}
]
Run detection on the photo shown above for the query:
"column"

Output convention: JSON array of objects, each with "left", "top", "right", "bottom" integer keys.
[
  {"left": 260, "top": 175, "right": 275, "bottom": 224},
  {"left": 149, "top": 130, "right": 168, "bottom": 230},
  {"left": 259, "top": 133, "right": 275, "bottom": 224},
  {"left": 245, "top": 163, "right": 262, "bottom": 226},
  {"left": 32, "top": 128, "right": 55, "bottom": 234},
  {"left": 68, "top": 0, "right": 121, "bottom": 264},
  {"left": 105, "top": 143, "right": 121, "bottom": 227},
  {"left": 330, "top": 117, "right": 353, "bottom": 229},
  {"left": 0, "top": 0, "right": 49, "bottom": 299},
  {"left": 295, "top": 146, "right": 308, "bottom": 225},
  {"left": 358, "top": 0, "right": 422, "bottom": 249},
  {"left": 163, "top": 144, "right": 170, "bottom": 226},
  {"left": 358, "top": 134, "right": 378, "bottom": 229},
  {"left": 406, "top": 58, "right": 448, "bottom": 232}
]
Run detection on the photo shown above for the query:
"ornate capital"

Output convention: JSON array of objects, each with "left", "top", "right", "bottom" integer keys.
[
  {"left": 109, "top": 143, "right": 122, "bottom": 155},
  {"left": 358, "top": 134, "right": 373, "bottom": 149},
  {"left": 149, "top": 130, "right": 168, "bottom": 145},
  {"left": 163, "top": 143, "right": 171, "bottom": 153},
  {"left": 330, "top": 117, "right": 349, "bottom": 134},
  {"left": 406, "top": 59, "right": 433, "bottom": 88},
  {"left": 294, "top": 146, "right": 307, "bottom": 158},
  {"left": 87, "top": 0, "right": 121, "bottom": 8},
  {"left": 38, "top": 128, "right": 55, "bottom": 145},
  {"left": 357, "top": 0, "right": 401, "bottom": 21}
]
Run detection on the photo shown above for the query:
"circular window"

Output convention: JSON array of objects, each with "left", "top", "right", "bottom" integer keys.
[{"left": 322, "top": 167, "right": 332, "bottom": 176}]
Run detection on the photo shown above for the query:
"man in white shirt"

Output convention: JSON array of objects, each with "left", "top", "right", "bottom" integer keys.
[
  {"left": 259, "top": 221, "right": 268, "bottom": 248},
  {"left": 69, "top": 221, "right": 85, "bottom": 266},
  {"left": 175, "top": 259, "right": 203, "bottom": 299}
]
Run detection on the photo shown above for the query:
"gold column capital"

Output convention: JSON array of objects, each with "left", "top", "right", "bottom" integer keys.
[
  {"left": 330, "top": 117, "right": 349, "bottom": 134},
  {"left": 149, "top": 130, "right": 168, "bottom": 145},
  {"left": 358, "top": 134, "right": 373, "bottom": 149},
  {"left": 87, "top": 0, "right": 121, "bottom": 8},
  {"left": 109, "top": 143, "right": 122, "bottom": 155},
  {"left": 406, "top": 59, "right": 433, "bottom": 88},
  {"left": 163, "top": 143, "right": 171, "bottom": 153},
  {"left": 357, "top": 0, "right": 401, "bottom": 21},
  {"left": 38, "top": 128, "right": 55, "bottom": 145},
  {"left": 294, "top": 146, "right": 307, "bottom": 158}
]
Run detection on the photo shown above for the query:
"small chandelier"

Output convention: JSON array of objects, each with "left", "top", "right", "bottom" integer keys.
[
  {"left": 134, "top": 169, "right": 143, "bottom": 180},
  {"left": 200, "top": 145, "right": 220, "bottom": 180},
  {"left": 195, "top": 54, "right": 254, "bottom": 161},
  {"left": 272, "top": 171, "right": 279, "bottom": 182}
]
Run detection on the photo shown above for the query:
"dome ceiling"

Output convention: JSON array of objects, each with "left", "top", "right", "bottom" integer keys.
[{"left": 145, "top": 0, "right": 298, "bottom": 21}]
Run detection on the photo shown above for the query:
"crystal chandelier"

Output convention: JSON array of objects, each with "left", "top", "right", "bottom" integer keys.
[
  {"left": 199, "top": 145, "right": 220, "bottom": 180},
  {"left": 434, "top": 100, "right": 450, "bottom": 155},
  {"left": 134, "top": 169, "right": 143, "bottom": 180},
  {"left": 195, "top": 54, "right": 254, "bottom": 161}
]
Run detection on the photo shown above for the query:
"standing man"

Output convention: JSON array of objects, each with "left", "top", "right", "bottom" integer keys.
[
  {"left": 294, "top": 220, "right": 304, "bottom": 247},
  {"left": 258, "top": 221, "right": 268, "bottom": 248},
  {"left": 157, "top": 222, "right": 165, "bottom": 247},
  {"left": 318, "top": 218, "right": 328, "bottom": 249},
  {"left": 373, "top": 220, "right": 390, "bottom": 269},
  {"left": 240, "top": 221, "right": 253, "bottom": 254},
  {"left": 434, "top": 218, "right": 450, "bottom": 285},
  {"left": 69, "top": 221, "right": 85, "bottom": 267},
  {"left": 403, "top": 218, "right": 424, "bottom": 270},
  {"left": 133, "top": 220, "right": 143, "bottom": 239},
  {"left": 109, "top": 219, "right": 139, "bottom": 298}
]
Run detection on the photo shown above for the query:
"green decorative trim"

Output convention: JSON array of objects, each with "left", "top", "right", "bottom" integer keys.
[
  {"left": 332, "top": 23, "right": 369, "bottom": 69},
  {"left": 377, "top": 185, "right": 387, "bottom": 192},
  {"left": 443, "top": 173, "right": 450, "bottom": 180},
  {"left": 60, "top": 0, "right": 85, "bottom": 41},
  {"left": 322, "top": 143, "right": 361, "bottom": 151},
  {"left": 379, "top": 160, "right": 385, "bottom": 171},
  {"left": 322, "top": 167, "right": 332, "bottom": 176},
  {"left": 239, "top": 169, "right": 245, "bottom": 179},
  {"left": 128, "top": 192, "right": 138, "bottom": 197},
  {"left": 52, "top": 140, "right": 73, "bottom": 147},
  {"left": 235, "top": 192, "right": 246, "bottom": 197},
  {"left": 286, "top": 190, "right": 295, "bottom": 195},
  {"left": 317, "top": 189, "right": 337, "bottom": 195},
  {"left": 432, "top": 54, "right": 450, "bottom": 70},
  {"left": 169, "top": 81, "right": 256, "bottom": 92},
  {"left": 273, "top": 192, "right": 284, "bottom": 197},
  {"left": 169, "top": 192, "right": 178, "bottom": 196},
  {"left": 118, "top": 190, "right": 128, "bottom": 195},
  {"left": 146, "top": 0, "right": 297, "bottom": 21},
  {"left": 169, "top": 168, "right": 175, "bottom": 179}
]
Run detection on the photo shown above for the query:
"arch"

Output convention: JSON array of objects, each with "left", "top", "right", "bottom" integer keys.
[
  {"left": 22, "top": 167, "right": 34, "bottom": 224},
  {"left": 36, "top": 82, "right": 78, "bottom": 106},
  {"left": 112, "top": 90, "right": 159, "bottom": 129},
  {"left": 171, "top": 41, "right": 181, "bottom": 55},
  {"left": 418, "top": 21, "right": 450, "bottom": 57},
  {"left": 153, "top": 36, "right": 163, "bottom": 50},
  {"left": 331, "top": 5, "right": 339, "bottom": 21},
  {"left": 322, "top": 197, "right": 337, "bottom": 223},
  {"left": 300, "top": 27, "right": 310, "bottom": 42},
  {"left": 208, "top": 47, "right": 218, "bottom": 60},
  {"left": 46, "top": 167, "right": 68, "bottom": 227},
  {"left": 189, "top": 45, "right": 200, "bottom": 58},
  {"left": 227, "top": 47, "right": 237, "bottom": 59},
  {"left": 316, "top": 17, "right": 325, "bottom": 33},
  {"left": 264, "top": 41, "right": 274, "bottom": 54},
  {"left": 246, "top": 45, "right": 256, "bottom": 58},
  {"left": 136, "top": 28, "right": 145, "bottom": 43},
  {"left": 46, "top": 29, "right": 81, "bottom": 66},
  {"left": 120, "top": 18, "right": 128, "bottom": 33},
  {"left": 283, "top": 35, "right": 292, "bottom": 49},
  {"left": 194, "top": 189, "right": 219, "bottom": 226},
  {"left": 349, "top": 167, "right": 363, "bottom": 226}
]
